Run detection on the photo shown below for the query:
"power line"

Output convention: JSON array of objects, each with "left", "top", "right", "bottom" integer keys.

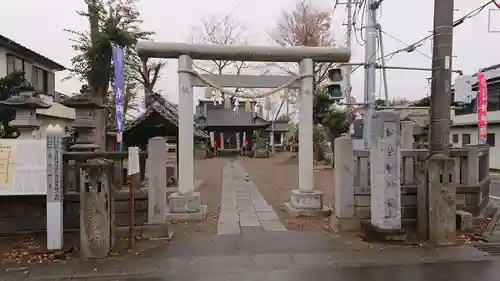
[
  {"left": 206, "top": 0, "right": 246, "bottom": 38},
  {"left": 353, "top": 0, "right": 367, "bottom": 46},
  {"left": 379, "top": 30, "right": 432, "bottom": 59},
  {"left": 380, "top": 0, "right": 495, "bottom": 61}
]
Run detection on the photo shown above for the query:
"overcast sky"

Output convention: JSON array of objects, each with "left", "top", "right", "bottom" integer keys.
[{"left": 1, "top": 0, "right": 499, "bottom": 107}]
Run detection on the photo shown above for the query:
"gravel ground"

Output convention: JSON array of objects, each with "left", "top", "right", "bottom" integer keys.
[
  {"left": 239, "top": 152, "right": 335, "bottom": 231},
  {"left": 169, "top": 157, "right": 224, "bottom": 237}
]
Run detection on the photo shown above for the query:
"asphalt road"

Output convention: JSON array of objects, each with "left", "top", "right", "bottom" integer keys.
[
  {"left": 79, "top": 260, "right": 499, "bottom": 281},
  {"left": 490, "top": 180, "right": 500, "bottom": 199}
]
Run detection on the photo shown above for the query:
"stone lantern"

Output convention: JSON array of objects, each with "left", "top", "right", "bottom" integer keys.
[
  {"left": 61, "top": 85, "right": 105, "bottom": 151},
  {"left": 0, "top": 81, "right": 51, "bottom": 139}
]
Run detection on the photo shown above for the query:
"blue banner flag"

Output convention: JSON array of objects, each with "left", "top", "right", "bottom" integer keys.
[{"left": 112, "top": 43, "right": 125, "bottom": 149}]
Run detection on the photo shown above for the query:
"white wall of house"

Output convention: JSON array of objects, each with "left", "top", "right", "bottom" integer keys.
[
  {"left": 0, "top": 44, "right": 75, "bottom": 138},
  {"left": 450, "top": 109, "right": 499, "bottom": 170},
  {"left": 34, "top": 115, "right": 72, "bottom": 139}
]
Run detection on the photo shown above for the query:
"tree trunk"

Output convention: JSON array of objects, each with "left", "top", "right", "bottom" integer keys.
[{"left": 93, "top": 86, "right": 108, "bottom": 151}]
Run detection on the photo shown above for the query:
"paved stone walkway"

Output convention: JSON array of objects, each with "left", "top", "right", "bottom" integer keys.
[{"left": 217, "top": 159, "right": 286, "bottom": 235}]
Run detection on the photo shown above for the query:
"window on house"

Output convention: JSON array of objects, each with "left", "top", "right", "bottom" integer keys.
[
  {"left": 6, "top": 54, "right": 25, "bottom": 74},
  {"left": 462, "top": 133, "right": 471, "bottom": 145},
  {"left": 32, "top": 66, "right": 48, "bottom": 93},
  {"left": 452, "top": 134, "right": 459, "bottom": 143},
  {"left": 487, "top": 133, "right": 495, "bottom": 147}
]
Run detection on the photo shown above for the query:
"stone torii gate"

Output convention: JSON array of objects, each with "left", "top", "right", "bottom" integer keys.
[{"left": 136, "top": 42, "right": 350, "bottom": 218}]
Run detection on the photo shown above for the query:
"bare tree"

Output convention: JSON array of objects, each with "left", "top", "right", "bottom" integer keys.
[
  {"left": 191, "top": 15, "right": 248, "bottom": 74},
  {"left": 269, "top": 0, "right": 335, "bottom": 88},
  {"left": 190, "top": 15, "right": 253, "bottom": 100},
  {"left": 128, "top": 55, "right": 166, "bottom": 108},
  {"left": 271, "top": 0, "right": 350, "bottom": 162}
]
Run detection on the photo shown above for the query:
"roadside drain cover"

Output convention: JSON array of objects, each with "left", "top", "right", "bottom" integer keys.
[{"left": 474, "top": 243, "right": 500, "bottom": 256}]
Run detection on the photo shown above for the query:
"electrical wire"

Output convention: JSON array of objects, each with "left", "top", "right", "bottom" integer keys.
[
  {"left": 380, "top": 30, "right": 432, "bottom": 59},
  {"left": 206, "top": 0, "right": 246, "bottom": 38},
  {"left": 380, "top": 0, "right": 495, "bottom": 61},
  {"left": 353, "top": 0, "right": 367, "bottom": 46}
]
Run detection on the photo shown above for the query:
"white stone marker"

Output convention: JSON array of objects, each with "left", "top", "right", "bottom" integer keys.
[{"left": 46, "top": 124, "right": 64, "bottom": 250}]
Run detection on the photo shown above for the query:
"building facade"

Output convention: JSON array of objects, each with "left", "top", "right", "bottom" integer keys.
[
  {"left": 451, "top": 64, "right": 500, "bottom": 170},
  {"left": 0, "top": 34, "right": 73, "bottom": 138}
]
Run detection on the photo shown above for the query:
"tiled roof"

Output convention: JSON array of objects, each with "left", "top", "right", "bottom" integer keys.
[
  {"left": 196, "top": 101, "right": 270, "bottom": 128},
  {"left": 125, "top": 94, "right": 209, "bottom": 138},
  {"left": 0, "top": 34, "right": 65, "bottom": 71}
]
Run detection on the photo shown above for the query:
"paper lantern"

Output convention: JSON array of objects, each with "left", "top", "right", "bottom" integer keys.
[
  {"left": 224, "top": 95, "right": 231, "bottom": 108},
  {"left": 244, "top": 100, "right": 252, "bottom": 112},
  {"left": 283, "top": 89, "right": 289, "bottom": 99},
  {"left": 204, "top": 87, "right": 213, "bottom": 99},
  {"left": 264, "top": 97, "right": 271, "bottom": 110},
  {"left": 233, "top": 99, "right": 239, "bottom": 113},
  {"left": 214, "top": 90, "right": 221, "bottom": 100}
]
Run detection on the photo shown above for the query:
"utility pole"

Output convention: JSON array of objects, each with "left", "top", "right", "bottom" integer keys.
[
  {"left": 427, "top": 0, "right": 456, "bottom": 245},
  {"left": 429, "top": 0, "right": 454, "bottom": 156},
  {"left": 344, "top": 0, "right": 353, "bottom": 137},
  {"left": 362, "top": 0, "right": 378, "bottom": 149}
]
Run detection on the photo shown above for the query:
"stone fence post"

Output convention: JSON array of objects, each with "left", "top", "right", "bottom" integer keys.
[
  {"left": 144, "top": 137, "right": 170, "bottom": 237},
  {"left": 147, "top": 137, "right": 167, "bottom": 224},
  {"left": 401, "top": 121, "right": 415, "bottom": 185},
  {"left": 466, "top": 145, "right": 479, "bottom": 186},
  {"left": 330, "top": 137, "right": 359, "bottom": 230}
]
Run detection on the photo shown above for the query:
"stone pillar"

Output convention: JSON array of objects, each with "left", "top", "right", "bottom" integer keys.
[
  {"left": 147, "top": 137, "right": 167, "bottom": 224},
  {"left": 330, "top": 137, "right": 358, "bottom": 230},
  {"left": 368, "top": 111, "right": 404, "bottom": 233},
  {"left": 46, "top": 124, "right": 64, "bottom": 250},
  {"left": 178, "top": 55, "right": 195, "bottom": 194},
  {"left": 285, "top": 59, "right": 328, "bottom": 217},
  {"left": 298, "top": 58, "right": 314, "bottom": 193},
  {"left": 166, "top": 56, "right": 206, "bottom": 221},
  {"left": 466, "top": 145, "right": 479, "bottom": 186},
  {"left": 401, "top": 121, "right": 415, "bottom": 186},
  {"left": 61, "top": 86, "right": 114, "bottom": 252},
  {"left": 79, "top": 159, "right": 113, "bottom": 258},
  {"left": 401, "top": 121, "right": 414, "bottom": 149},
  {"left": 428, "top": 155, "right": 456, "bottom": 245}
]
